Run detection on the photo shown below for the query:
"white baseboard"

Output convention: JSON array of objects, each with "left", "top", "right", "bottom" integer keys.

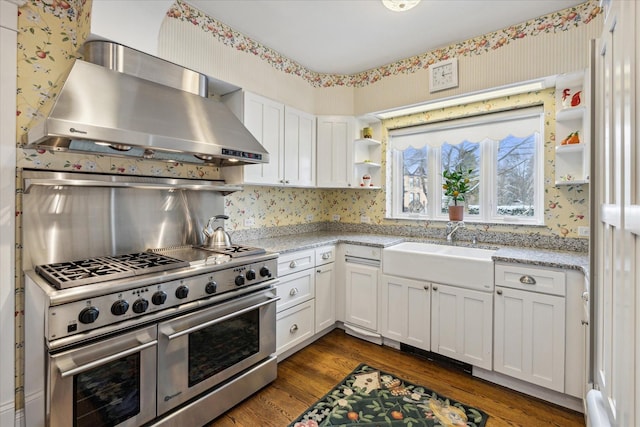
[
  {"left": 473, "top": 366, "right": 584, "bottom": 413},
  {"left": 0, "top": 400, "right": 15, "bottom": 427}
]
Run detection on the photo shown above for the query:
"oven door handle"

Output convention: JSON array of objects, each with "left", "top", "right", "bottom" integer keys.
[
  {"left": 166, "top": 296, "right": 280, "bottom": 341},
  {"left": 58, "top": 340, "right": 158, "bottom": 378}
]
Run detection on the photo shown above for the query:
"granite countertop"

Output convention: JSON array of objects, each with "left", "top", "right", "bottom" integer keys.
[
  {"left": 493, "top": 247, "right": 589, "bottom": 277},
  {"left": 239, "top": 231, "right": 404, "bottom": 254},
  {"left": 238, "top": 231, "right": 589, "bottom": 276}
]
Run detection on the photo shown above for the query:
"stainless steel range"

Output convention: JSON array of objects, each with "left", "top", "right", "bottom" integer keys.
[{"left": 23, "top": 171, "right": 279, "bottom": 427}]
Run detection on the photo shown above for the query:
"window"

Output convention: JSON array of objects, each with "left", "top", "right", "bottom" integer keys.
[{"left": 387, "top": 107, "right": 544, "bottom": 224}]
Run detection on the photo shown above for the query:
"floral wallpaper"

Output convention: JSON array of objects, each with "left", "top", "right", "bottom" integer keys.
[{"left": 168, "top": 0, "right": 602, "bottom": 88}]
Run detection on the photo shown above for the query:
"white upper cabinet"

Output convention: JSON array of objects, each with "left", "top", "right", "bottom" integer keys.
[
  {"left": 243, "top": 92, "right": 284, "bottom": 185},
  {"left": 284, "top": 106, "right": 316, "bottom": 187},
  {"left": 316, "top": 116, "right": 355, "bottom": 188},
  {"left": 223, "top": 91, "right": 315, "bottom": 186}
]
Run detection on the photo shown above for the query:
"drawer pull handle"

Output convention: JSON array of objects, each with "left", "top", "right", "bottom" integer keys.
[
  {"left": 520, "top": 275, "right": 536, "bottom": 285},
  {"left": 289, "top": 288, "right": 299, "bottom": 296},
  {"left": 581, "top": 320, "right": 589, "bottom": 326},
  {"left": 497, "top": 289, "right": 503, "bottom": 295},
  {"left": 289, "top": 260, "right": 297, "bottom": 269},
  {"left": 290, "top": 324, "right": 299, "bottom": 333},
  {"left": 322, "top": 253, "right": 331, "bottom": 260}
]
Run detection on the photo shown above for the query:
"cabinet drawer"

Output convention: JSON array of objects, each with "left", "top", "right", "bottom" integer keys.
[
  {"left": 315, "top": 245, "right": 336, "bottom": 266},
  {"left": 495, "top": 263, "right": 566, "bottom": 296},
  {"left": 276, "top": 269, "right": 314, "bottom": 312},
  {"left": 276, "top": 300, "right": 315, "bottom": 355},
  {"left": 278, "top": 249, "right": 315, "bottom": 276},
  {"left": 344, "top": 244, "right": 381, "bottom": 260}
]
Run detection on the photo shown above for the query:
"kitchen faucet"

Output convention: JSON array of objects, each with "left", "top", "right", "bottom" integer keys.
[{"left": 446, "top": 221, "right": 465, "bottom": 243}]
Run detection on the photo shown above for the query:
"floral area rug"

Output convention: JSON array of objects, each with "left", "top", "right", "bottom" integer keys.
[{"left": 288, "top": 363, "right": 488, "bottom": 427}]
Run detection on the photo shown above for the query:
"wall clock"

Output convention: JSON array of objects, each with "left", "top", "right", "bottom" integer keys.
[{"left": 429, "top": 58, "right": 458, "bottom": 93}]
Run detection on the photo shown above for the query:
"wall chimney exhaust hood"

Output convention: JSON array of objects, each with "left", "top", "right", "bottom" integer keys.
[{"left": 21, "top": 41, "right": 269, "bottom": 167}]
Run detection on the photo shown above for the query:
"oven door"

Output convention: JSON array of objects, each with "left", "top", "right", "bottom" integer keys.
[
  {"left": 48, "top": 325, "right": 157, "bottom": 427},
  {"left": 157, "top": 287, "right": 278, "bottom": 415}
]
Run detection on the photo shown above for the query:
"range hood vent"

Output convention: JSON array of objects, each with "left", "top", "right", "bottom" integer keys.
[{"left": 21, "top": 41, "right": 269, "bottom": 167}]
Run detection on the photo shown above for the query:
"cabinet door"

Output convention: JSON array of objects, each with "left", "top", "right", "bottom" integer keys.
[
  {"left": 315, "top": 263, "right": 335, "bottom": 332},
  {"left": 494, "top": 286, "right": 565, "bottom": 392},
  {"left": 431, "top": 284, "right": 493, "bottom": 370},
  {"left": 344, "top": 263, "right": 378, "bottom": 331},
  {"left": 380, "top": 275, "right": 430, "bottom": 351},
  {"left": 316, "top": 116, "right": 354, "bottom": 188},
  {"left": 243, "top": 92, "right": 284, "bottom": 185},
  {"left": 284, "top": 106, "right": 316, "bottom": 187}
]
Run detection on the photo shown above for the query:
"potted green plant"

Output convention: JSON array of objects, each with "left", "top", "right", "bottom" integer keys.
[{"left": 442, "top": 167, "right": 473, "bottom": 221}]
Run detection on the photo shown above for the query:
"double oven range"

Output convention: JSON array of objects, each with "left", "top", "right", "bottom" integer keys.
[{"left": 22, "top": 171, "right": 279, "bottom": 427}]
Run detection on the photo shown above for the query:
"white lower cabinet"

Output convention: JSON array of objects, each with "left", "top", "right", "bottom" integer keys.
[
  {"left": 276, "top": 300, "right": 315, "bottom": 356},
  {"left": 315, "top": 262, "right": 335, "bottom": 332},
  {"left": 275, "top": 246, "right": 336, "bottom": 358},
  {"left": 275, "top": 268, "right": 315, "bottom": 312},
  {"left": 493, "top": 263, "right": 567, "bottom": 393},
  {"left": 344, "top": 262, "right": 379, "bottom": 331},
  {"left": 380, "top": 275, "right": 430, "bottom": 351},
  {"left": 431, "top": 283, "right": 493, "bottom": 370}
]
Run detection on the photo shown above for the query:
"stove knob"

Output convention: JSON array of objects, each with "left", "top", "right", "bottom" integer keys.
[
  {"left": 175, "top": 285, "right": 189, "bottom": 299},
  {"left": 132, "top": 298, "right": 149, "bottom": 314},
  {"left": 111, "top": 300, "right": 129, "bottom": 316},
  {"left": 205, "top": 280, "right": 217, "bottom": 294},
  {"left": 152, "top": 291, "right": 167, "bottom": 305},
  {"left": 79, "top": 307, "right": 99, "bottom": 324},
  {"left": 246, "top": 269, "right": 256, "bottom": 281},
  {"left": 235, "top": 275, "right": 245, "bottom": 286},
  {"left": 260, "top": 266, "right": 272, "bottom": 278}
]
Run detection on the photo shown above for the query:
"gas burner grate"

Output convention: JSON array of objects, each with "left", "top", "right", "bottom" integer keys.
[
  {"left": 107, "top": 252, "right": 190, "bottom": 274},
  {"left": 202, "top": 245, "right": 266, "bottom": 258},
  {"left": 35, "top": 253, "right": 190, "bottom": 289}
]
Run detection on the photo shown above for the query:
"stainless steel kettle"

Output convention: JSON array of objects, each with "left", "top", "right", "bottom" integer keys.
[{"left": 203, "top": 214, "right": 231, "bottom": 247}]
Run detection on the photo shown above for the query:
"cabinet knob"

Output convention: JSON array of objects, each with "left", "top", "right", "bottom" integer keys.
[
  {"left": 285, "top": 180, "right": 290, "bottom": 184},
  {"left": 582, "top": 291, "right": 589, "bottom": 302},
  {"left": 519, "top": 275, "right": 536, "bottom": 285},
  {"left": 317, "top": 269, "right": 322, "bottom": 273},
  {"left": 496, "top": 289, "right": 503, "bottom": 295},
  {"left": 432, "top": 285, "right": 438, "bottom": 291},
  {"left": 289, "top": 287, "right": 299, "bottom": 296},
  {"left": 289, "top": 324, "right": 299, "bottom": 334},
  {"left": 322, "top": 252, "right": 331, "bottom": 260},
  {"left": 581, "top": 320, "right": 589, "bottom": 326},
  {"left": 289, "top": 260, "right": 297, "bottom": 268},
  {"left": 423, "top": 284, "right": 430, "bottom": 291}
]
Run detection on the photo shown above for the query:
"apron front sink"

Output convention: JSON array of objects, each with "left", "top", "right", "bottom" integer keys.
[{"left": 382, "top": 242, "right": 495, "bottom": 291}]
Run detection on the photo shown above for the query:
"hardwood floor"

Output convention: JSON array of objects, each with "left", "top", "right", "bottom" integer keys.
[{"left": 208, "top": 329, "right": 585, "bottom": 426}]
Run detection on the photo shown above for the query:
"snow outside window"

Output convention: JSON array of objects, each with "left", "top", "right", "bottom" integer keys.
[{"left": 387, "top": 106, "right": 544, "bottom": 225}]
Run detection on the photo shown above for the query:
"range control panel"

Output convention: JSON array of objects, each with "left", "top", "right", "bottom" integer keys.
[{"left": 45, "top": 257, "right": 277, "bottom": 341}]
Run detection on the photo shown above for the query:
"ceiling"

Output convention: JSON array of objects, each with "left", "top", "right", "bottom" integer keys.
[{"left": 187, "top": 0, "right": 586, "bottom": 75}]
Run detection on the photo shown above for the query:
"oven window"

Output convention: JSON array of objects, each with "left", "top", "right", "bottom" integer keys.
[
  {"left": 189, "top": 310, "right": 259, "bottom": 387},
  {"left": 73, "top": 353, "right": 141, "bottom": 427}
]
